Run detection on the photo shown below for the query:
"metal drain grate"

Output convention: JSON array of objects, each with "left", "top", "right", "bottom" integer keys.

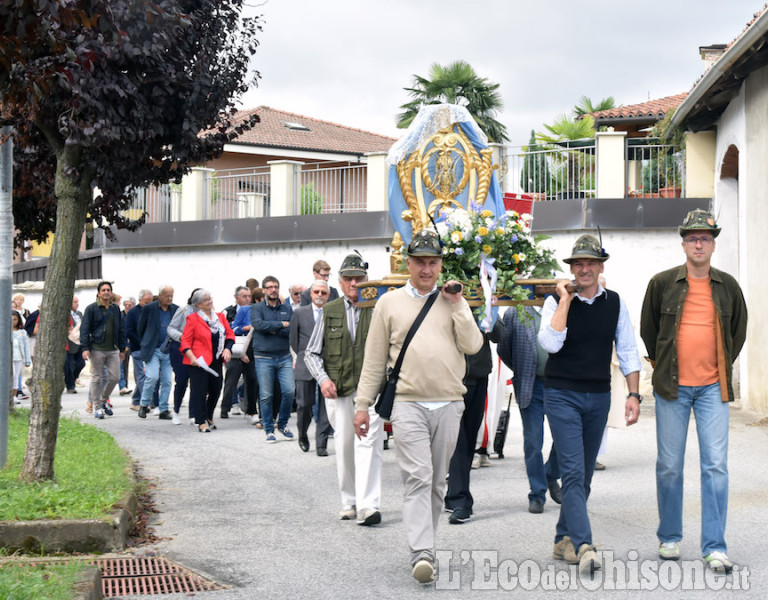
[{"left": 95, "top": 556, "right": 225, "bottom": 597}]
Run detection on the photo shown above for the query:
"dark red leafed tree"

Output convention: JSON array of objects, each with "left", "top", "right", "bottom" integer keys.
[{"left": 0, "top": 0, "right": 261, "bottom": 481}]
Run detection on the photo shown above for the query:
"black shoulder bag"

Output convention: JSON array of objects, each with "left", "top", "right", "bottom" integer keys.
[{"left": 374, "top": 291, "right": 438, "bottom": 420}]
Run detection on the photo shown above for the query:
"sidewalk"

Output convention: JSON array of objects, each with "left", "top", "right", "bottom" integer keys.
[{"left": 58, "top": 381, "right": 768, "bottom": 599}]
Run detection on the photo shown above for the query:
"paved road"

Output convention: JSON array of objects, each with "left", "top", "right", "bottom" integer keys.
[{"left": 59, "top": 381, "right": 768, "bottom": 599}]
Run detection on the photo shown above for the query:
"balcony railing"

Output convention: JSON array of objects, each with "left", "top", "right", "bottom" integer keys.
[
  {"left": 504, "top": 138, "right": 684, "bottom": 200},
  {"left": 505, "top": 140, "right": 597, "bottom": 200},
  {"left": 625, "top": 139, "right": 685, "bottom": 198},
  {"left": 125, "top": 183, "right": 180, "bottom": 223},
  {"left": 204, "top": 167, "right": 271, "bottom": 219},
  {"left": 297, "top": 163, "right": 367, "bottom": 214}
]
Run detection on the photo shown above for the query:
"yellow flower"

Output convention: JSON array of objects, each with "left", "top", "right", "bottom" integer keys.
[
  {"left": 495, "top": 228, "right": 505, "bottom": 236},
  {"left": 480, "top": 209, "right": 493, "bottom": 218},
  {"left": 513, "top": 254, "right": 521, "bottom": 264},
  {"left": 477, "top": 226, "right": 489, "bottom": 236},
  {"left": 450, "top": 231, "right": 463, "bottom": 243},
  {"left": 482, "top": 244, "right": 492, "bottom": 255}
]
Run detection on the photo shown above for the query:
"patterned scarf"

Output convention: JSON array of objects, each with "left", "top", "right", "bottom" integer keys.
[{"left": 196, "top": 309, "right": 225, "bottom": 360}]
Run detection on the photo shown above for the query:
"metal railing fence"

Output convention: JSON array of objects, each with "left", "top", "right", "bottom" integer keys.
[
  {"left": 297, "top": 163, "right": 367, "bottom": 214},
  {"left": 124, "top": 183, "right": 179, "bottom": 224},
  {"left": 505, "top": 140, "right": 596, "bottom": 200},
  {"left": 625, "top": 140, "right": 685, "bottom": 198},
  {"left": 204, "top": 167, "right": 271, "bottom": 219}
]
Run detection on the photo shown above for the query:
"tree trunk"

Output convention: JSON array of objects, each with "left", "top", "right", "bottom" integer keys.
[{"left": 19, "top": 146, "right": 91, "bottom": 481}]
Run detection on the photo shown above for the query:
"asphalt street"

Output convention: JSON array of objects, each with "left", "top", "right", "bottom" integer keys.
[{"left": 57, "top": 378, "right": 768, "bottom": 600}]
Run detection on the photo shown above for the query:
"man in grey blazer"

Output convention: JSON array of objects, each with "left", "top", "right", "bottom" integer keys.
[
  {"left": 290, "top": 279, "right": 333, "bottom": 454},
  {"left": 500, "top": 306, "right": 561, "bottom": 513}
]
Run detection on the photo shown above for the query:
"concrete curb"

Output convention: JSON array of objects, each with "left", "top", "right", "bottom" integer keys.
[
  {"left": 72, "top": 566, "right": 103, "bottom": 600},
  {"left": 0, "top": 462, "right": 138, "bottom": 554}
]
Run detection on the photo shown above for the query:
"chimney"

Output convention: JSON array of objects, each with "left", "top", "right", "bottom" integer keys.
[{"left": 699, "top": 44, "right": 727, "bottom": 65}]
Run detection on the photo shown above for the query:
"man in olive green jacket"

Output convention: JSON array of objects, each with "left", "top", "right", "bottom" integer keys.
[
  {"left": 640, "top": 209, "right": 747, "bottom": 574},
  {"left": 304, "top": 252, "right": 383, "bottom": 527}
]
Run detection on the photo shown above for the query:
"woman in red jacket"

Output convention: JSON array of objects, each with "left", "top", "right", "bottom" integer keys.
[{"left": 180, "top": 289, "right": 235, "bottom": 433}]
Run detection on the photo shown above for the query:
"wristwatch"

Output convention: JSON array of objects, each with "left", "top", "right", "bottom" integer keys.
[{"left": 627, "top": 392, "right": 643, "bottom": 404}]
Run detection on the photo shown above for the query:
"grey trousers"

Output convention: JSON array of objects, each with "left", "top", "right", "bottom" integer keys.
[
  {"left": 391, "top": 400, "right": 464, "bottom": 565},
  {"left": 88, "top": 349, "right": 120, "bottom": 411}
]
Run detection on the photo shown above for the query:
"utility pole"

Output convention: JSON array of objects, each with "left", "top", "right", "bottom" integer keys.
[{"left": 0, "top": 126, "right": 13, "bottom": 467}]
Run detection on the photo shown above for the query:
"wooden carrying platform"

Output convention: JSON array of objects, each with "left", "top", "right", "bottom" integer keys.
[{"left": 356, "top": 278, "right": 571, "bottom": 308}]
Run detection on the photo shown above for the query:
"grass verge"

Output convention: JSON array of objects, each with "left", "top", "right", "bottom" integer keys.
[
  {"left": 0, "top": 408, "right": 133, "bottom": 520},
  {"left": 0, "top": 561, "right": 86, "bottom": 600}
]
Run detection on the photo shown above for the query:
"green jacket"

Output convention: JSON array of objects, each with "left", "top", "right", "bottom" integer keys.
[
  {"left": 322, "top": 299, "right": 372, "bottom": 398},
  {"left": 640, "top": 264, "right": 747, "bottom": 402}
]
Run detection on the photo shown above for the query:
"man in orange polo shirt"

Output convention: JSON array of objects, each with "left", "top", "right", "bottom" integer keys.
[{"left": 641, "top": 209, "right": 747, "bottom": 574}]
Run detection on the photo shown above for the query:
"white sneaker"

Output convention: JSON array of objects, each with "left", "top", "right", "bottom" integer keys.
[
  {"left": 659, "top": 542, "right": 681, "bottom": 560},
  {"left": 189, "top": 418, "right": 195, "bottom": 425},
  {"left": 231, "top": 405, "right": 242, "bottom": 415},
  {"left": 152, "top": 407, "right": 160, "bottom": 416},
  {"left": 704, "top": 551, "right": 733, "bottom": 573},
  {"left": 479, "top": 454, "right": 492, "bottom": 467},
  {"left": 172, "top": 412, "right": 181, "bottom": 425},
  {"left": 471, "top": 455, "right": 480, "bottom": 469}
]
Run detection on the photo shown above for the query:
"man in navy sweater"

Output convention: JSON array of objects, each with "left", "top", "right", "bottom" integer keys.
[
  {"left": 251, "top": 275, "right": 295, "bottom": 443},
  {"left": 538, "top": 235, "right": 641, "bottom": 576}
]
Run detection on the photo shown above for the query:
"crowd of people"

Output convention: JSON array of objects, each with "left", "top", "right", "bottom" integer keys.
[{"left": 10, "top": 209, "right": 746, "bottom": 585}]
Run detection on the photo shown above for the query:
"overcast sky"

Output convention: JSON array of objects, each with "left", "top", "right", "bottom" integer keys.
[{"left": 241, "top": 0, "right": 764, "bottom": 146}]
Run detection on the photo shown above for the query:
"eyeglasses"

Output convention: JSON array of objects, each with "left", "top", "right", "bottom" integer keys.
[
  {"left": 684, "top": 236, "right": 714, "bottom": 246},
  {"left": 315, "top": 271, "right": 331, "bottom": 279},
  {"left": 312, "top": 291, "right": 329, "bottom": 296},
  {"left": 291, "top": 291, "right": 301, "bottom": 297},
  {"left": 264, "top": 284, "right": 279, "bottom": 290}
]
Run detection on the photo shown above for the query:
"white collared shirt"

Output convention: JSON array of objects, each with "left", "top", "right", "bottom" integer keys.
[{"left": 538, "top": 284, "right": 641, "bottom": 376}]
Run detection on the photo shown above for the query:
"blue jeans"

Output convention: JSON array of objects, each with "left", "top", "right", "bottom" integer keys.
[
  {"left": 544, "top": 387, "right": 610, "bottom": 548},
  {"left": 520, "top": 379, "right": 560, "bottom": 503},
  {"left": 255, "top": 354, "right": 295, "bottom": 434},
  {"left": 119, "top": 362, "right": 127, "bottom": 390},
  {"left": 655, "top": 383, "right": 729, "bottom": 556},
  {"left": 140, "top": 349, "right": 173, "bottom": 412}
]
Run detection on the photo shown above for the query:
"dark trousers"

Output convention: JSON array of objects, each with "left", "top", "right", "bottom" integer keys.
[
  {"left": 295, "top": 380, "right": 316, "bottom": 442},
  {"left": 188, "top": 359, "right": 223, "bottom": 426},
  {"left": 64, "top": 350, "right": 85, "bottom": 391},
  {"left": 445, "top": 377, "right": 489, "bottom": 512},
  {"left": 121, "top": 351, "right": 131, "bottom": 388},
  {"left": 169, "top": 341, "right": 191, "bottom": 416},
  {"left": 296, "top": 379, "right": 332, "bottom": 448},
  {"left": 221, "top": 356, "right": 258, "bottom": 416},
  {"left": 315, "top": 395, "right": 332, "bottom": 450},
  {"left": 520, "top": 378, "right": 560, "bottom": 502}
]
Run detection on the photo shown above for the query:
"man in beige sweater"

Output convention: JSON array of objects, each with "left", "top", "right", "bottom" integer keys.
[{"left": 354, "top": 229, "right": 483, "bottom": 584}]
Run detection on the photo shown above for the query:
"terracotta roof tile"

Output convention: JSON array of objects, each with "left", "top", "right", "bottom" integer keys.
[
  {"left": 228, "top": 106, "right": 396, "bottom": 155},
  {"left": 590, "top": 93, "right": 688, "bottom": 120},
  {"left": 724, "top": 3, "right": 768, "bottom": 51}
]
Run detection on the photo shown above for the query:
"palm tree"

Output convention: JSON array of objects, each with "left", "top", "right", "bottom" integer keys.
[
  {"left": 572, "top": 95, "right": 617, "bottom": 117},
  {"left": 536, "top": 114, "right": 596, "bottom": 198},
  {"left": 396, "top": 61, "right": 509, "bottom": 143}
]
